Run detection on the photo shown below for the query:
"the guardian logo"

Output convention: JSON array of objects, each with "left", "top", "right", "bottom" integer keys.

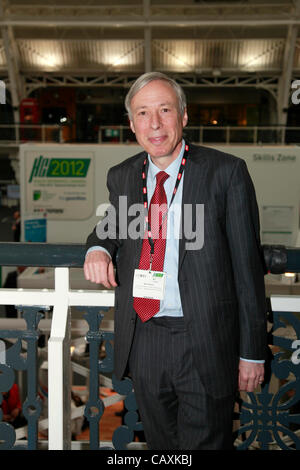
[{"left": 0, "top": 80, "right": 5, "bottom": 104}]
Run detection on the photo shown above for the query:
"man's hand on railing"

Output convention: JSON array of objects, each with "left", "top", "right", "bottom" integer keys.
[
  {"left": 83, "top": 250, "right": 117, "bottom": 289},
  {"left": 238, "top": 360, "right": 265, "bottom": 393}
]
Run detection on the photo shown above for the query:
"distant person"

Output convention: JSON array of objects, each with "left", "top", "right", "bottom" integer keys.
[
  {"left": 12, "top": 210, "right": 21, "bottom": 242},
  {"left": 1, "top": 383, "right": 26, "bottom": 428},
  {"left": 3, "top": 266, "right": 26, "bottom": 317}
]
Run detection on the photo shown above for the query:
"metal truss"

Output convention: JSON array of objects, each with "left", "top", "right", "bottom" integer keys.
[
  {"left": 21, "top": 74, "right": 139, "bottom": 95},
  {"left": 0, "top": 1, "right": 299, "bottom": 27},
  {"left": 2, "top": 72, "right": 299, "bottom": 109},
  {"left": 18, "top": 72, "right": 281, "bottom": 97}
]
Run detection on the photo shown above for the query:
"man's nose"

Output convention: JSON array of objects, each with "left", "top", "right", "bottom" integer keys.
[{"left": 150, "top": 111, "right": 161, "bottom": 129}]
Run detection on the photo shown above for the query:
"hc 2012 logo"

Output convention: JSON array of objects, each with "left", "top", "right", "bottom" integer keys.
[{"left": 291, "top": 80, "right": 300, "bottom": 105}]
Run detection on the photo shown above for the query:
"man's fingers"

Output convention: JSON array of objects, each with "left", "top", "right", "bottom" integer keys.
[
  {"left": 84, "top": 250, "right": 117, "bottom": 288},
  {"left": 83, "top": 260, "right": 94, "bottom": 281},
  {"left": 239, "top": 373, "right": 252, "bottom": 392},
  {"left": 239, "top": 374, "right": 256, "bottom": 392},
  {"left": 83, "top": 261, "right": 90, "bottom": 280},
  {"left": 84, "top": 257, "right": 101, "bottom": 284},
  {"left": 98, "top": 259, "right": 114, "bottom": 288},
  {"left": 108, "top": 260, "right": 118, "bottom": 287}
]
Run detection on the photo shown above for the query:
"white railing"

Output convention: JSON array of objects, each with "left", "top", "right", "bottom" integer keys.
[
  {"left": 0, "top": 124, "right": 63, "bottom": 143},
  {"left": 98, "top": 125, "right": 300, "bottom": 145},
  {"left": 270, "top": 295, "right": 300, "bottom": 314},
  {"left": 0, "top": 266, "right": 115, "bottom": 450},
  {"left": 1, "top": 123, "right": 299, "bottom": 145}
]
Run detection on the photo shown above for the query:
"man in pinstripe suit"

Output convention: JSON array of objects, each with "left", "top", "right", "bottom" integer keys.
[{"left": 84, "top": 72, "right": 267, "bottom": 450}]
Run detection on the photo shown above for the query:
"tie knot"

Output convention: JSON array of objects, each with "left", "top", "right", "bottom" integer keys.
[{"left": 156, "top": 171, "right": 169, "bottom": 187}]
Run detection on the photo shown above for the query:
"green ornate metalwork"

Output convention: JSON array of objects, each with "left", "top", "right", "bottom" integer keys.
[
  {"left": 78, "top": 306, "right": 109, "bottom": 450},
  {"left": 79, "top": 305, "right": 143, "bottom": 450},
  {"left": 112, "top": 375, "right": 143, "bottom": 450},
  {"left": 0, "top": 306, "right": 46, "bottom": 450},
  {"left": 236, "top": 311, "right": 300, "bottom": 450}
]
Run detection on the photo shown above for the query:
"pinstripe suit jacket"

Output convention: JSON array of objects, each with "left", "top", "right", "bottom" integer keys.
[{"left": 86, "top": 142, "right": 267, "bottom": 398}]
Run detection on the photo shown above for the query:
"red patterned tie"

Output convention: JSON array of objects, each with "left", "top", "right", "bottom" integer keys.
[{"left": 133, "top": 171, "right": 169, "bottom": 322}]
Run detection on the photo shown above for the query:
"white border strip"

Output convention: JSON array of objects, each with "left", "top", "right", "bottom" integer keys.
[{"left": 270, "top": 295, "right": 300, "bottom": 312}]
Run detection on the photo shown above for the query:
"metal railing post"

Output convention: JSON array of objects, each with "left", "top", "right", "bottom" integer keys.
[
  {"left": 48, "top": 267, "right": 71, "bottom": 450},
  {"left": 281, "top": 126, "right": 286, "bottom": 144},
  {"left": 15, "top": 123, "right": 20, "bottom": 143},
  {"left": 253, "top": 126, "right": 258, "bottom": 144},
  {"left": 199, "top": 126, "right": 203, "bottom": 144},
  {"left": 226, "top": 126, "right": 230, "bottom": 144}
]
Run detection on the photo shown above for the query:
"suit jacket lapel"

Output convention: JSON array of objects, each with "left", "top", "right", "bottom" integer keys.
[
  {"left": 130, "top": 152, "right": 148, "bottom": 268},
  {"left": 178, "top": 144, "right": 208, "bottom": 270}
]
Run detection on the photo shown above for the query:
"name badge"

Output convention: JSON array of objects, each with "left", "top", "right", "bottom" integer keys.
[{"left": 133, "top": 269, "right": 166, "bottom": 300}]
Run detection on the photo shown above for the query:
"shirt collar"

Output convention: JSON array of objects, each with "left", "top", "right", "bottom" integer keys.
[{"left": 147, "top": 139, "right": 185, "bottom": 183}]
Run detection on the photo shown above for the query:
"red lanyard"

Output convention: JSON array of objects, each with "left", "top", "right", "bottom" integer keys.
[{"left": 141, "top": 144, "right": 189, "bottom": 256}]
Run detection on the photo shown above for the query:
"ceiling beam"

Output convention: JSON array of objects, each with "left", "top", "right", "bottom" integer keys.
[
  {"left": 4, "top": 2, "right": 292, "bottom": 9},
  {"left": 1, "top": 18, "right": 300, "bottom": 28}
]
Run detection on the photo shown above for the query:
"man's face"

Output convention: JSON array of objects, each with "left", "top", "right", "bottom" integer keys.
[{"left": 129, "top": 80, "right": 188, "bottom": 168}]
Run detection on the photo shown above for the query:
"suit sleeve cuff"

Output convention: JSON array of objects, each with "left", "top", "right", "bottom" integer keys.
[
  {"left": 240, "top": 357, "right": 265, "bottom": 363},
  {"left": 86, "top": 246, "right": 112, "bottom": 259}
]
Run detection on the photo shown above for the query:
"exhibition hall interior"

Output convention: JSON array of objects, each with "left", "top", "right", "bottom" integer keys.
[{"left": 0, "top": 0, "right": 300, "bottom": 451}]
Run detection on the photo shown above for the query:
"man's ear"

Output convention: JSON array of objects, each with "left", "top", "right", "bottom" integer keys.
[
  {"left": 182, "top": 108, "right": 188, "bottom": 128},
  {"left": 129, "top": 119, "right": 135, "bottom": 134}
]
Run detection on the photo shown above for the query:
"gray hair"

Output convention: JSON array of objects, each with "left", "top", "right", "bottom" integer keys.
[{"left": 125, "top": 72, "right": 187, "bottom": 120}]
